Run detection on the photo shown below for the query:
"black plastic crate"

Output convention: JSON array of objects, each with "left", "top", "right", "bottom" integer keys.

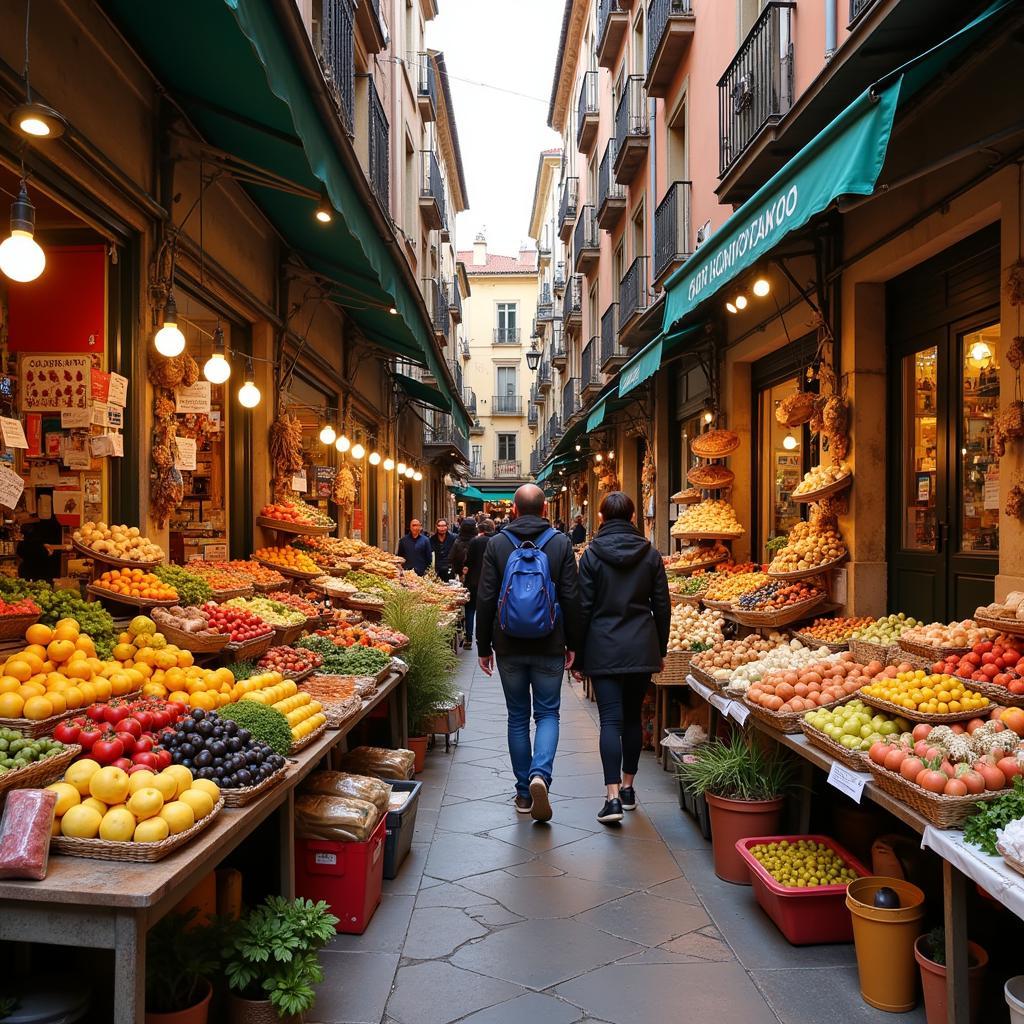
[
  {"left": 670, "top": 750, "right": 712, "bottom": 841},
  {"left": 384, "top": 780, "right": 421, "bottom": 880}
]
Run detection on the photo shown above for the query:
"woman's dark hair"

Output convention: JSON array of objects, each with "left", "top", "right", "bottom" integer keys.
[
  {"left": 599, "top": 491, "right": 635, "bottom": 522},
  {"left": 457, "top": 519, "right": 478, "bottom": 542}
]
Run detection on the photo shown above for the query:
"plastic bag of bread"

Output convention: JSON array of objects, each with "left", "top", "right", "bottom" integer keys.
[
  {"left": 294, "top": 794, "right": 379, "bottom": 843},
  {"left": 301, "top": 771, "right": 392, "bottom": 816},
  {"left": 336, "top": 746, "right": 415, "bottom": 780},
  {"left": 0, "top": 788, "right": 57, "bottom": 880}
]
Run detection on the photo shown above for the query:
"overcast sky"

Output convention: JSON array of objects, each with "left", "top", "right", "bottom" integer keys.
[{"left": 427, "top": 0, "right": 562, "bottom": 258}]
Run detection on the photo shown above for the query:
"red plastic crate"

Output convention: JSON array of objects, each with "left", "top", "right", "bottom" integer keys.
[
  {"left": 295, "top": 814, "right": 387, "bottom": 934},
  {"left": 735, "top": 835, "right": 871, "bottom": 945}
]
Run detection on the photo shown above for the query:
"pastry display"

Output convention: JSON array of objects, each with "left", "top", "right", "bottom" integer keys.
[{"left": 690, "top": 429, "right": 740, "bottom": 458}]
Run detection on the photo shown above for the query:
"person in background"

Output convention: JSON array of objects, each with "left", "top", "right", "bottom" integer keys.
[
  {"left": 570, "top": 515, "right": 587, "bottom": 545},
  {"left": 476, "top": 485, "right": 581, "bottom": 822},
  {"left": 396, "top": 518, "right": 432, "bottom": 576},
  {"left": 449, "top": 519, "right": 479, "bottom": 647},
  {"left": 430, "top": 518, "right": 456, "bottom": 580},
  {"left": 573, "top": 491, "right": 670, "bottom": 824},
  {"left": 554, "top": 518, "right": 565, "bottom": 534}
]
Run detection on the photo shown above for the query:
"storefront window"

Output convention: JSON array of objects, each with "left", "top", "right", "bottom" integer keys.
[
  {"left": 902, "top": 347, "right": 938, "bottom": 551},
  {"left": 759, "top": 378, "right": 804, "bottom": 549},
  {"left": 960, "top": 324, "right": 1000, "bottom": 553}
]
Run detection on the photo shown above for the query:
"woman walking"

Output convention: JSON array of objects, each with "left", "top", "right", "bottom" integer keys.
[
  {"left": 449, "top": 518, "right": 479, "bottom": 647},
  {"left": 574, "top": 491, "right": 670, "bottom": 824}
]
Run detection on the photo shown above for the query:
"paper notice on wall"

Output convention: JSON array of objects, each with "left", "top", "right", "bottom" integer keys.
[
  {"left": 62, "top": 446, "right": 92, "bottom": 470},
  {"left": 106, "top": 406, "right": 123, "bottom": 429},
  {"left": 107, "top": 373, "right": 128, "bottom": 407},
  {"left": 984, "top": 471, "right": 1000, "bottom": 511},
  {"left": 20, "top": 355, "right": 91, "bottom": 410},
  {"left": 0, "top": 417, "right": 28, "bottom": 449},
  {"left": 89, "top": 434, "right": 123, "bottom": 458},
  {"left": 291, "top": 472, "right": 308, "bottom": 493},
  {"left": 109, "top": 433, "right": 123, "bottom": 457},
  {"left": 91, "top": 401, "right": 109, "bottom": 426},
  {"left": 0, "top": 465, "right": 25, "bottom": 509},
  {"left": 28, "top": 463, "right": 61, "bottom": 486},
  {"left": 174, "top": 437, "right": 197, "bottom": 471},
  {"left": 175, "top": 381, "right": 211, "bottom": 413},
  {"left": 90, "top": 369, "right": 110, "bottom": 403},
  {"left": 61, "top": 407, "right": 92, "bottom": 428}
]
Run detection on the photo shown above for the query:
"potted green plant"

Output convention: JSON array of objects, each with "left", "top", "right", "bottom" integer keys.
[
  {"left": 914, "top": 926, "right": 988, "bottom": 1024},
  {"left": 383, "top": 589, "right": 458, "bottom": 771},
  {"left": 145, "top": 910, "right": 220, "bottom": 1023},
  {"left": 677, "top": 733, "right": 793, "bottom": 883},
  {"left": 222, "top": 896, "right": 339, "bottom": 1024}
]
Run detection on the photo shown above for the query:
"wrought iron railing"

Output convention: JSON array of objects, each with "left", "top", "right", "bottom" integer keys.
[
  {"left": 597, "top": 0, "right": 625, "bottom": 53},
  {"left": 468, "top": 461, "right": 485, "bottom": 478},
  {"left": 454, "top": 360, "right": 463, "bottom": 396},
  {"left": 562, "top": 274, "right": 583, "bottom": 322},
  {"left": 581, "top": 337, "right": 601, "bottom": 389},
  {"left": 562, "top": 378, "right": 581, "bottom": 423},
  {"left": 553, "top": 263, "right": 566, "bottom": 293},
  {"left": 538, "top": 360, "right": 552, "bottom": 386},
  {"left": 598, "top": 140, "right": 625, "bottom": 214},
  {"left": 416, "top": 50, "right": 436, "bottom": 113},
  {"left": 367, "top": 75, "right": 389, "bottom": 210},
  {"left": 600, "top": 303, "right": 624, "bottom": 367},
  {"left": 493, "top": 460, "right": 521, "bottom": 479},
  {"left": 528, "top": 404, "right": 538, "bottom": 427},
  {"left": 463, "top": 387, "right": 477, "bottom": 414},
  {"left": 615, "top": 75, "right": 648, "bottom": 157},
  {"left": 319, "top": 0, "right": 355, "bottom": 129},
  {"left": 537, "top": 284, "right": 554, "bottom": 321},
  {"left": 492, "top": 395, "right": 523, "bottom": 415},
  {"left": 558, "top": 177, "right": 579, "bottom": 231},
  {"left": 647, "top": 0, "right": 694, "bottom": 73},
  {"left": 850, "top": 0, "right": 879, "bottom": 21},
  {"left": 420, "top": 149, "right": 446, "bottom": 227},
  {"left": 424, "top": 277, "right": 449, "bottom": 341},
  {"left": 620, "top": 256, "right": 650, "bottom": 326},
  {"left": 550, "top": 320, "right": 565, "bottom": 357},
  {"left": 493, "top": 327, "right": 521, "bottom": 344},
  {"left": 576, "top": 71, "right": 598, "bottom": 148},
  {"left": 425, "top": 415, "right": 468, "bottom": 458},
  {"left": 717, "top": 2, "right": 795, "bottom": 175},
  {"left": 530, "top": 450, "right": 540, "bottom": 474},
  {"left": 573, "top": 205, "right": 599, "bottom": 265},
  {"left": 548, "top": 412, "right": 563, "bottom": 440},
  {"left": 654, "top": 180, "right": 693, "bottom": 281}
]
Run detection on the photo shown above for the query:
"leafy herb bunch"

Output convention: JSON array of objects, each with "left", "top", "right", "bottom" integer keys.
[
  {"left": 677, "top": 732, "right": 794, "bottom": 802},
  {"left": 963, "top": 775, "right": 1024, "bottom": 855}
]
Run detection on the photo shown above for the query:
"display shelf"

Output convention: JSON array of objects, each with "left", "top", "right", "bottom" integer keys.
[
  {"left": 71, "top": 539, "right": 164, "bottom": 570},
  {"left": 766, "top": 552, "right": 849, "bottom": 581},
  {"left": 85, "top": 584, "right": 178, "bottom": 609},
  {"left": 791, "top": 474, "right": 853, "bottom": 504},
  {"left": 253, "top": 556, "right": 321, "bottom": 581},
  {"left": 255, "top": 516, "right": 332, "bottom": 537}
]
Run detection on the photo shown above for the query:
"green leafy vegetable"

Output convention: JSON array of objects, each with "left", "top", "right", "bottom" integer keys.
[
  {"left": 219, "top": 701, "right": 293, "bottom": 755},
  {"left": 153, "top": 565, "right": 213, "bottom": 606},
  {"left": 963, "top": 776, "right": 1024, "bottom": 855}
]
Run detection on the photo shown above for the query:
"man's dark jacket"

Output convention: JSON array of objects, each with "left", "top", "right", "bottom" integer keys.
[
  {"left": 396, "top": 532, "right": 432, "bottom": 575},
  {"left": 430, "top": 531, "right": 456, "bottom": 580}
]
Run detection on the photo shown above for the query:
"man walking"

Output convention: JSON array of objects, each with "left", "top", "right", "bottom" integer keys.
[
  {"left": 570, "top": 515, "right": 587, "bottom": 545},
  {"left": 430, "top": 518, "right": 456, "bottom": 580},
  {"left": 460, "top": 517, "right": 494, "bottom": 649},
  {"left": 476, "top": 484, "right": 581, "bottom": 821},
  {"left": 396, "top": 518, "right": 432, "bottom": 576}
]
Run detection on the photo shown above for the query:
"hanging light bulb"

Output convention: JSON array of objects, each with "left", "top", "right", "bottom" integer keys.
[
  {"left": 383, "top": 457, "right": 395, "bottom": 472},
  {"left": 336, "top": 435, "right": 351, "bottom": 453},
  {"left": 0, "top": 181, "right": 45, "bottom": 283},
  {"left": 315, "top": 185, "right": 333, "bottom": 224},
  {"left": 351, "top": 442, "right": 366, "bottom": 460},
  {"left": 154, "top": 294, "right": 186, "bottom": 357},
  {"left": 607, "top": 450, "right": 615, "bottom": 460},
  {"left": 413, "top": 470, "right": 423, "bottom": 482},
  {"left": 969, "top": 340, "right": 992, "bottom": 366},
  {"left": 405, "top": 466, "right": 415, "bottom": 478},
  {"left": 319, "top": 424, "right": 337, "bottom": 445},
  {"left": 753, "top": 278, "right": 770, "bottom": 297},
  {"left": 734, "top": 294, "right": 748, "bottom": 311},
  {"left": 560, "top": 485, "right": 567, "bottom": 492},
  {"left": 369, "top": 451, "right": 382, "bottom": 466},
  {"left": 702, "top": 399, "right": 714, "bottom": 424},
  {"left": 237, "top": 358, "right": 261, "bottom": 408},
  {"left": 725, "top": 301, "right": 737, "bottom": 314},
  {"left": 575, "top": 443, "right": 581, "bottom": 452},
  {"left": 397, "top": 461, "right": 407, "bottom": 475},
  {"left": 9, "top": 102, "right": 66, "bottom": 139},
  {"left": 594, "top": 452, "right": 603, "bottom": 463},
  {"left": 782, "top": 432, "right": 798, "bottom": 451},
  {"left": 203, "top": 324, "right": 231, "bottom": 384}
]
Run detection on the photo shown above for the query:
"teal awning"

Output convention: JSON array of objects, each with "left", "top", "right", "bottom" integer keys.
[
  {"left": 619, "top": 323, "right": 706, "bottom": 396},
  {"left": 103, "top": 0, "right": 468, "bottom": 434},
  {"left": 662, "top": 0, "right": 1013, "bottom": 335},
  {"left": 454, "top": 485, "right": 516, "bottom": 502},
  {"left": 394, "top": 373, "right": 451, "bottom": 414}
]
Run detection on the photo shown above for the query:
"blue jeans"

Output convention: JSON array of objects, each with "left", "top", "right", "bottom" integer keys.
[
  {"left": 496, "top": 654, "right": 565, "bottom": 799},
  {"left": 464, "top": 595, "right": 476, "bottom": 643}
]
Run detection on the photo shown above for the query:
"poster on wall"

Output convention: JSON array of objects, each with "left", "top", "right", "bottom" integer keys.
[
  {"left": 54, "top": 487, "right": 83, "bottom": 526},
  {"left": 0, "top": 418, "right": 28, "bottom": 449},
  {"left": 175, "top": 381, "right": 211, "bottom": 413},
  {"left": 19, "top": 356, "right": 91, "bottom": 411},
  {"left": 0, "top": 465, "right": 25, "bottom": 510},
  {"left": 314, "top": 466, "right": 336, "bottom": 499},
  {"left": 107, "top": 373, "right": 128, "bottom": 407}
]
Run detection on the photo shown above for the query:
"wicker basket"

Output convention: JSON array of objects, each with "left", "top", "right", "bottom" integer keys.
[
  {"left": 766, "top": 553, "right": 848, "bottom": 582},
  {"left": 209, "top": 586, "right": 255, "bottom": 603},
  {"left": 671, "top": 593, "right": 704, "bottom": 607},
  {"left": 672, "top": 556, "right": 729, "bottom": 576},
  {"left": 221, "top": 634, "right": 274, "bottom": 664},
  {"left": 0, "top": 613, "right": 40, "bottom": 641},
  {"left": 272, "top": 622, "right": 307, "bottom": 646},
  {"left": 255, "top": 516, "right": 332, "bottom": 537},
  {"left": 156, "top": 620, "right": 231, "bottom": 654},
  {"left": 849, "top": 638, "right": 898, "bottom": 666},
  {"left": 320, "top": 695, "right": 364, "bottom": 728},
  {"left": 972, "top": 612, "right": 1024, "bottom": 636},
  {"left": 790, "top": 630, "right": 849, "bottom": 653},
  {"left": 253, "top": 579, "right": 286, "bottom": 594},
  {"left": 71, "top": 539, "right": 164, "bottom": 569},
  {"left": 342, "top": 596, "right": 386, "bottom": 615},
  {"left": 897, "top": 637, "right": 973, "bottom": 661},
  {"left": 798, "top": 722, "right": 871, "bottom": 772},
  {"left": 653, "top": 651, "right": 694, "bottom": 685},
  {"left": 866, "top": 764, "right": 1000, "bottom": 829},
  {"left": 675, "top": 530, "right": 744, "bottom": 542},
  {"left": 86, "top": 584, "right": 178, "bottom": 608},
  {"left": 743, "top": 692, "right": 856, "bottom": 734},
  {"left": 792, "top": 474, "right": 853, "bottom": 504},
  {"left": 731, "top": 594, "right": 827, "bottom": 628},
  {"left": 0, "top": 708, "right": 77, "bottom": 738},
  {"left": 221, "top": 764, "right": 289, "bottom": 807},
  {"left": 289, "top": 720, "right": 327, "bottom": 754},
  {"left": 0, "top": 744, "right": 81, "bottom": 798},
  {"left": 688, "top": 664, "right": 724, "bottom": 689},
  {"left": 687, "top": 465, "right": 736, "bottom": 489},
  {"left": 858, "top": 692, "right": 986, "bottom": 723},
  {"left": 253, "top": 557, "right": 321, "bottom": 581},
  {"left": 701, "top": 598, "right": 735, "bottom": 611},
  {"left": 52, "top": 799, "right": 224, "bottom": 861},
  {"left": 953, "top": 674, "right": 1024, "bottom": 708},
  {"left": 690, "top": 430, "right": 740, "bottom": 458}
]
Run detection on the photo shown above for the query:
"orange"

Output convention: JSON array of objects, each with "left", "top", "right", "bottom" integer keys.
[
  {"left": 63, "top": 686, "right": 84, "bottom": 709},
  {"left": 23, "top": 645, "right": 47, "bottom": 663},
  {"left": 0, "top": 691, "right": 24, "bottom": 717},
  {"left": 66, "top": 660, "right": 92, "bottom": 681},
  {"left": 0, "top": 676, "right": 19, "bottom": 694},
  {"left": 52, "top": 623, "right": 79, "bottom": 644},
  {"left": 78, "top": 681, "right": 97, "bottom": 703},
  {"left": 5, "top": 659, "right": 31, "bottom": 682},
  {"left": 45, "top": 691, "right": 67, "bottom": 715},
  {"left": 25, "top": 623, "right": 53, "bottom": 646},
  {"left": 23, "top": 695, "right": 54, "bottom": 720},
  {"left": 18, "top": 682, "right": 45, "bottom": 699},
  {"left": 92, "top": 678, "right": 112, "bottom": 701}
]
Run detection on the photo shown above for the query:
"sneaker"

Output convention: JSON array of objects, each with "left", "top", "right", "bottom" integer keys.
[
  {"left": 528, "top": 776, "right": 552, "bottom": 822},
  {"left": 462, "top": 639, "right": 472, "bottom": 650},
  {"left": 514, "top": 795, "right": 533, "bottom": 814},
  {"left": 597, "top": 798, "right": 624, "bottom": 824},
  {"left": 619, "top": 786, "right": 637, "bottom": 811}
]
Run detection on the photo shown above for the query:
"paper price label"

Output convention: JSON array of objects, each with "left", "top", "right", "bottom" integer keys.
[
  {"left": 0, "top": 417, "right": 28, "bottom": 449},
  {"left": 175, "top": 381, "right": 211, "bottom": 413},
  {"left": 727, "top": 701, "right": 750, "bottom": 726},
  {"left": 0, "top": 465, "right": 25, "bottom": 509},
  {"left": 174, "top": 437, "right": 197, "bottom": 471},
  {"left": 314, "top": 852, "right": 337, "bottom": 866},
  {"left": 827, "top": 763, "right": 868, "bottom": 803}
]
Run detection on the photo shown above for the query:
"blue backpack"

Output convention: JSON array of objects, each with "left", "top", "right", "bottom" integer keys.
[{"left": 497, "top": 528, "right": 562, "bottom": 640}]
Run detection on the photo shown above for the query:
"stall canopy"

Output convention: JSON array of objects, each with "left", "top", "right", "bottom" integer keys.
[
  {"left": 661, "top": 0, "right": 1013, "bottom": 337},
  {"left": 393, "top": 373, "right": 452, "bottom": 414},
  {"left": 453, "top": 485, "right": 517, "bottom": 503},
  {"left": 103, "top": 0, "right": 469, "bottom": 435},
  {"left": 617, "top": 323, "right": 706, "bottom": 398}
]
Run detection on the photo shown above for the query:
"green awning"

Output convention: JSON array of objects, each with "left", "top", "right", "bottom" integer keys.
[
  {"left": 619, "top": 323, "right": 706, "bottom": 397},
  {"left": 453, "top": 486, "right": 516, "bottom": 502},
  {"left": 662, "top": 0, "right": 1012, "bottom": 335},
  {"left": 394, "top": 372, "right": 451, "bottom": 414},
  {"left": 102, "top": 0, "right": 468, "bottom": 435}
]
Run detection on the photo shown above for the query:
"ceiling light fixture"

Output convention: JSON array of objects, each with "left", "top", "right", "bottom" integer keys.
[
  {"left": 753, "top": 277, "right": 770, "bottom": 297},
  {"left": 725, "top": 301, "right": 737, "bottom": 315},
  {"left": 0, "top": 181, "right": 45, "bottom": 283},
  {"left": 9, "top": 101, "right": 66, "bottom": 139},
  {"left": 413, "top": 470, "right": 423, "bottom": 481},
  {"left": 315, "top": 185, "right": 333, "bottom": 224}
]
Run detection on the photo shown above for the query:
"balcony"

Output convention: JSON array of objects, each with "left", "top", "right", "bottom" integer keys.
[
  {"left": 653, "top": 180, "right": 693, "bottom": 284},
  {"left": 416, "top": 51, "right": 437, "bottom": 122},
  {"left": 450, "top": 284, "right": 463, "bottom": 324},
  {"left": 367, "top": 76, "right": 390, "bottom": 213},
  {"left": 469, "top": 418, "right": 484, "bottom": 436},
  {"left": 646, "top": 0, "right": 695, "bottom": 99},
  {"left": 454, "top": 360, "right": 463, "bottom": 397},
  {"left": 576, "top": 71, "right": 599, "bottom": 153},
  {"left": 581, "top": 337, "right": 602, "bottom": 400},
  {"left": 468, "top": 461, "right": 485, "bottom": 478},
  {"left": 557, "top": 177, "right": 579, "bottom": 244},
  {"left": 613, "top": 76, "right": 649, "bottom": 184},
  {"left": 463, "top": 387, "right": 477, "bottom": 414},
  {"left": 619, "top": 256, "right": 653, "bottom": 345},
  {"left": 493, "top": 460, "right": 522, "bottom": 479},
  {"left": 460, "top": 337, "right": 470, "bottom": 359},
  {"left": 600, "top": 302, "right": 626, "bottom": 372},
  {"left": 493, "top": 327, "right": 521, "bottom": 345},
  {"left": 424, "top": 414, "right": 469, "bottom": 460},
  {"left": 573, "top": 205, "right": 600, "bottom": 275},
  {"left": 538, "top": 283, "right": 554, "bottom": 321},
  {"left": 718, "top": 2, "right": 794, "bottom": 176},
  {"left": 528, "top": 403, "right": 539, "bottom": 428},
  {"left": 562, "top": 274, "right": 583, "bottom": 336},
  {"left": 548, "top": 412, "right": 563, "bottom": 441},
  {"left": 425, "top": 278, "right": 450, "bottom": 344},
  {"left": 317, "top": 0, "right": 355, "bottom": 130},
  {"left": 849, "top": 0, "right": 880, "bottom": 23},
  {"left": 538, "top": 359, "right": 552, "bottom": 393},
  {"left": 553, "top": 262, "right": 566, "bottom": 295},
  {"left": 562, "top": 377, "right": 581, "bottom": 425},
  {"left": 492, "top": 394, "right": 523, "bottom": 416},
  {"left": 354, "top": 0, "right": 387, "bottom": 54},
  {"left": 596, "top": 0, "right": 628, "bottom": 69},
  {"left": 597, "top": 140, "right": 626, "bottom": 230},
  {"left": 419, "top": 150, "right": 446, "bottom": 231},
  {"left": 530, "top": 450, "right": 540, "bottom": 475}
]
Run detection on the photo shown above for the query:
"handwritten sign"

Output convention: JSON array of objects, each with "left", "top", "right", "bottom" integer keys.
[
  {"left": 175, "top": 381, "right": 211, "bottom": 413},
  {"left": 827, "top": 763, "right": 868, "bottom": 803},
  {"left": 727, "top": 701, "right": 750, "bottom": 726},
  {"left": 62, "top": 447, "right": 91, "bottom": 470},
  {"left": 174, "top": 437, "right": 197, "bottom": 472},
  {"left": 61, "top": 407, "right": 92, "bottom": 429},
  {"left": 0, "top": 418, "right": 27, "bottom": 449},
  {"left": 20, "top": 355, "right": 91, "bottom": 411},
  {"left": 0, "top": 465, "right": 25, "bottom": 509},
  {"left": 291, "top": 472, "right": 308, "bottom": 493},
  {"left": 91, "top": 402, "right": 109, "bottom": 426},
  {"left": 107, "top": 373, "right": 128, "bottom": 407}
]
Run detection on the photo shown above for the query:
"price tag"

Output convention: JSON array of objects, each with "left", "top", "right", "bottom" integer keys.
[
  {"left": 0, "top": 465, "right": 25, "bottom": 509},
  {"left": 0, "top": 417, "right": 28, "bottom": 449},
  {"left": 727, "top": 701, "right": 750, "bottom": 725},
  {"left": 107, "top": 373, "right": 128, "bottom": 407},
  {"left": 827, "top": 763, "right": 869, "bottom": 804}
]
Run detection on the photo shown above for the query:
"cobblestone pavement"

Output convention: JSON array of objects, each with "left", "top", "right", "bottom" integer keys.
[{"left": 311, "top": 652, "right": 925, "bottom": 1024}]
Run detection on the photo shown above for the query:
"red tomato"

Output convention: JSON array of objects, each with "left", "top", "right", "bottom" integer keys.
[
  {"left": 92, "top": 735, "right": 124, "bottom": 764},
  {"left": 53, "top": 721, "right": 80, "bottom": 744},
  {"left": 917, "top": 769, "right": 948, "bottom": 793}
]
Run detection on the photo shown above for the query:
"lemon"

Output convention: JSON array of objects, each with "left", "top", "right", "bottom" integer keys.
[
  {"left": 45, "top": 781, "right": 81, "bottom": 816},
  {"left": 134, "top": 816, "right": 170, "bottom": 843},
  {"left": 159, "top": 800, "right": 195, "bottom": 835},
  {"left": 127, "top": 787, "right": 165, "bottom": 821},
  {"left": 179, "top": 789, "right": 214, "bottom": 820},
  {"left": 99, "top": 808, "right": 137, "bottom": 842},
  {"left": 61, "top": 804, "right": 102, "bottom": 839}
]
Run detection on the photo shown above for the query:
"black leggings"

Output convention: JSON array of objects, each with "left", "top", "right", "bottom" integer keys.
[{"left": 591, "top": 674, "right": 650, "bottom": 786}]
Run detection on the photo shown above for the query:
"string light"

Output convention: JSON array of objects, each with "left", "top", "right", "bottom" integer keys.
[
  {"left": 203, "top": 324, "right": 231, "bottom": 383},
  {"left": 725, "top": 301, "right": 738, "bottom": 315},
  {"left": 397, "top": 461, "right": 407, "bottom": 475},
  {"left": 594, "top": 453, "right": 603, "bottom": 463},
  {"left": 154, "top": 295, "right": 186, "bottom": 357},
  {"left": 319, "top": 424, "right": 337, "bottom": 445},
  {"left": 413, "top": 470, "right": 423, "bottom": 481},
  {"left": 350, "top": 442, "right": 366, "bottom": 460},
  {"left": 383, "top": 457, "right": 395, "bottom": 471},
  {"left": 735, "top": 294, "right": 748, "bottom": 310},
  {"left": 335, "top": 435, "right": 349, "bottom": 453},
  {"left": 237, "top": 358, "right": 261, "bottom": 408},
  {"left": 369, "top": 451, "right": 382, "bottom": 466},
  {"left": 753, "top": 278, "right": 770, "bottom": 297},
  {"left": 405, "top": 466, "right": 415, "bottom": 478},
  {"left": 782, "top": 432, "right": 798, "bottom": 451},
  {"left": 0, "top": 181, "right": 45, "bottom": 283}
]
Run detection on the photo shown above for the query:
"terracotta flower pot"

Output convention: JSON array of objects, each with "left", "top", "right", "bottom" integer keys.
[
  {"left": 408, "top": 735, "right": 428, "bottom": 773},
  {"left": 145, "top": 981, "right": 212, "bottom": 1024},
  {"left": 915, "top": 936, "right": 988, "bottom": 1024},
  {"left": 227, "top": 992, "right": 301, "bottom": 1024},
  {"left": 705, "top": 793, "right": 785, "bottom": 884}
]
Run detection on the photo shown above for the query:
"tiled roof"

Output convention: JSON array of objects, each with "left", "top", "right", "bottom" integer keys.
[{"left": 457, "top": 250, "right": 538, "bottom": 275}]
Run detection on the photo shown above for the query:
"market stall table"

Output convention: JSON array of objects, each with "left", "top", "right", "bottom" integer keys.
[{"left": 0, "top": 667, "right": 408, "bottom": 1024}]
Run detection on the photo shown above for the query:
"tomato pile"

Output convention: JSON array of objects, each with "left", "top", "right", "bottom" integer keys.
[
  {"left": 737, "top": 581, "right": 822, "bottom": 611},
  {"left": 257, "top": 645, "right": 323, "bottom": 676},
  {"left": 936, "top": 637, "right": 1024, "bottom": 695},
  {"left": 0, "top": 597, "right": 40, "bottom": 618},
  {"left": 200, "top": 603, "right": 273, "bottom": 644}
]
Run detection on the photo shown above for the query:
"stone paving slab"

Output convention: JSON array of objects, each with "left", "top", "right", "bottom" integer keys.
[
  {"left": 574, "top": 890, "right": 712, "bottom": 947},
  {"left": 455, "top": 991, "right": 584, "bottom": 1024},
  {"left": 457, "top": 868, "right": 632, "bottom": 920},
  {"left": 313, "top": 951, "right": 401, "bottom": 1024},
  {"left": 387, "top": 962, "right": 524, "bottom": 1024},
  {"left": 424, "top": 830, "right": 531, "bottom": 881},
  {"left": 402, "top": 906, "right": 488, "bottom": 960}
]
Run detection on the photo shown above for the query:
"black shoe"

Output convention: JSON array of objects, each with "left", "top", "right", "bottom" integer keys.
[
  {"left": 529, "top": 776, "right": 552, "bottom": 822},
  {"left": 597, "top": 798, "right": 624, "bottom": 824},
  {"left": 620, "top": 786, "right": 637, "bottom": 810},
  {"left": 514, "top": 795, "right": 533, "bottom": 814}
]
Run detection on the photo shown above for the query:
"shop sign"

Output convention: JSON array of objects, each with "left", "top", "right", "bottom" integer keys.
[
  {"left": 45, "top": 432, "right": 62, "bottom": 457},
  {"left": 174, "top": 437, "right": 198, "bottom": 472},
  {"left": 20, "top": 355, "right": 91, "bottom": 411},
  {"left": 107, "top": 373, "right": 128, "bottom": 407},
  {"left": 314, "top": 466, "right": 336, "bottom": 499},
  {"left": 25, "top": 414, "right": 42, "bottom": 457},
  {"left": 0, "top": 465, "right": 24, "bottom": 509},
  {"left": 203, "top": 544, "right": 228, "bottom": 561},
  {"left": 61, "top": 407, "right": 92, "bottom": 429},
  {"left": 0, "top": 417, "right": 28, "bottom": 449},
  {"left": 90, "top": 369, "right": 110, "bottom": 403},
  {"left": 353, "top": 508, "right": 364, "bottom": 533},
  {"left": 175, "top": 381, "right": 211, "bottom": 413}
]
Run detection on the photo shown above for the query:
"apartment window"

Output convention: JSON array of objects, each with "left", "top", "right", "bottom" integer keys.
[
  {"left": 496, "top": 365, "right": 518, "bottom": 396},
  {"left": 497, "top": 433, "right": 517, "bottom": 461},
  {"left": 496, "top": 302, "right": 518, "bottom": 342},
  {"left": 632, "top": 10, "right": 645, "bottom": 76},
  {"left": 668, "top": 97, "right": 687, "bottom": 180},
  {"left": 632, "top": 204, "right": 646, "bottom": 259},
  {"left": 471, "top": 444, "right": 483, "bottom": 473},
  {"left": 738, "top": 0, "right": 764, "bottom": 38},
  {"left": 588, "top": 282, "right": 599, "bottom": 341},
  {"left": 404, "top": 137, "right": 416, "bottom": 249},
  {"left": 613, "top": 241, "right": 624, "bottom": 288},
  {"left": 588, "top": 156, "right": 597, "bottom": 207}
]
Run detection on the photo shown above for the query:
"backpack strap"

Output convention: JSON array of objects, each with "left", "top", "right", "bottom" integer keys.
[{"left": 533, "top": 527, "right": 559, "bottom": 551}]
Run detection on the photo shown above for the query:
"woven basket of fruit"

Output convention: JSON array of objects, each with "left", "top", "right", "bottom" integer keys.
[
  {"left": 272, "top": 622, "right": 307, "bottom": 647},
  {"left": 792, "top": 474, "right": 852, "bottom": 503},
  {"left": 289, "top": 719, "right": 328, "bottom": 754},
  {"left": 897, "top": 637, "right": 972, "bottom": 661},
  {"left": 742, "top": 692, "right": 855, "bottom": 734},
  {"left": 0, "top": 743, "right": 81, "bottom": 799},
  {"left": 732, "top": 594, "right": 827, "bottom": 628},
  {"left": 798, "top": 721, "right": 871, "bottom": 772},
  {"left": 222, "top": 635, "right": 274, "bottom": 664},
  {"left": 789, "top": 630, "right": 849, "bottom": 654},
  {"left": 767, "top": 553, "right": 848, "bottom": 582},
  {"left": 256, "top": 515, "right": 331, "bottom": 537},
  {"left": 220, "top": 764, "right": 290, "bottom": 808},
  {"left": 71, "top": 539, "right": 164, "bottom": 569},
  {"left": 87, "top": 584, "right": 178, "bottom": 609},
  {"left": 849, "top": 638, "right": 897, "bottom": 666},
  {"left": 0, "top": 612, "right": 41, "bottom": 641},
  {"left": 857, "top": 692, "right": 983, "bottom": 724},
  {"left": 155, "top": 620, "right": 232, "bottom": 654},
  {"left": 253, "top": 556, "right": 321, "bottom": 581},
  {"left": 865, "top": 763, "right": 1000, "bottom": 829}
]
